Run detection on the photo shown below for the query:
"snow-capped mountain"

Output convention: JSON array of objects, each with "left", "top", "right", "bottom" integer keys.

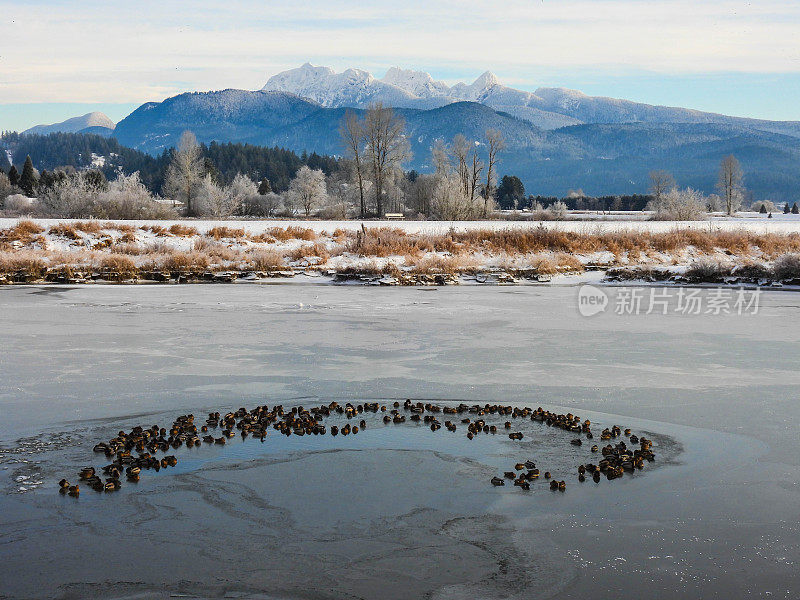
[
  {"left": 381, "top": 67, "right": 451, "bottom": 99},
  {"left": 262, "top": 64, "right": 800, "bottom": 137},
  {"left": 262, "top": 63, "right": 448, "bottom": 110},
  {"left": 24, "top": 112, "right": 116, "bottom": 136}
]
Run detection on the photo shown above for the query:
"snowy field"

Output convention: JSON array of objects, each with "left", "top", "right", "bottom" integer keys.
[
  {"left": 3, "top": 213, "right": 800, "bottom": 235},
  {"left": 0, "top": 284, "right": 798, "bottom": 598}
]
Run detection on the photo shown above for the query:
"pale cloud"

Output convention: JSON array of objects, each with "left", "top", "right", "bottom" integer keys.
[{"left": 1, "top": 0, "right": 799, "bottom": 105}]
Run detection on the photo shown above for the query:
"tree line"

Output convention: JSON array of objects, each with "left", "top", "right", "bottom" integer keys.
[{"left": 1, "top": 117, "right": 793, "bottom": 220}]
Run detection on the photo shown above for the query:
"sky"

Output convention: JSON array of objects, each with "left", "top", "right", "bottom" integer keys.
[{"left": 1, "top": 0, "right": 799, "bottom": 131}]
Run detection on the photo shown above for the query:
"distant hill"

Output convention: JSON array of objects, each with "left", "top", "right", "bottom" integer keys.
[
  {"left": 24, "top": 112, "right": 115, "bottom": 136},
  {"left": 111, "top": 88, "right": 800, "bottom": 201}
]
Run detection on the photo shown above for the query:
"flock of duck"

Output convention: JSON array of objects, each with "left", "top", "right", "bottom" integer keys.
[{"left": 58, "top": 400, "right": 655, "bottom": 497}]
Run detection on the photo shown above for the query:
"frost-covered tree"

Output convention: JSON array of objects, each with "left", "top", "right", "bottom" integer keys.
[
  {"left": 94, "top": 172, "right": 175, "bottom": 219},
  {"left": 38, "top": 172, "right": 98, "bottom": 217},
  {"left": 227, "top": 173, "right": 258, "bottom": 215},
  {"left": 196, "top": 174, "right": 237, "bottom": 217},
  {"left": 163, "top": 131, "right": 204, "bottom": 215},
  {"left": 287, "top": 166, "right": 327, "bottom": 217},
  {"left": 751, "top": 200, "right": 776, "bottom": 213},
  {"left": 548, "top": 200, "right": 568, "bottom": 219},
  {"left": 717, "top": 155, "right": 744, "bottom": 216},
  {"left": 649, "top": 187, "right": 707, "bottom": 220}
]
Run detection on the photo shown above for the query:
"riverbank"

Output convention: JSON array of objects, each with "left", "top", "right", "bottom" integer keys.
[{"left": 2, "top": 218, "right": 800, "bottom": 286}]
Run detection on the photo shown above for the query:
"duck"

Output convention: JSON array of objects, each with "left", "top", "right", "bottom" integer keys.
[
  {"left": 549, "top": 480, "right": 558, "bottom": 490},
  {"left": 490, "top": 477, "right": 505, "bottom": 486},
  {"left": 67, "top": 485, "right": 80, "bottom": 497},
  {"left": 593, "top": 471, "right": 601, "bottom": 483},
  {"left": 570, "top": 439, "right": 582, "bottom": 446},
  {"left": 544, "top": 471, "right": 551, "bottom": 479},
  {"left": 558, "top": 480, "right": 566, "bottom": 491},
  {"left": 58, "top": 478, "right": 70, "bottom": 490},
  {"left": 79, "top": 467, "right": 95, "bottom": 480},
  {"left": 504, "top": 471, "right": 516, "bottom": 479}
]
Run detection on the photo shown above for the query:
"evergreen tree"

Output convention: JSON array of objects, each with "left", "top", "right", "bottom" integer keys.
[
  {"left": 203, "top": 157, "right": 221, "bottom": 183},
  {"left": 8, "top": 165, "right": 20, "bottom": 187},
  {"left": 19, "top": 155, "right": 38, "bottom": 196},
  {"left": 83, "top": 169, "right": 108, "bottom": 190},
  {"left": 759, "top": 204, "right": 767, "bottom": 214},
  {"left": 257, "top": 177, "right": 272, "bottom": 195},
  {"left": 793, "top": 202, "right": 799, "bottom": 214},
  {"left": 784, "top": 203, "right": 791, "bottom": 214},
  {"left": 496, "top": 175, "right": 525, "bottom": 210}
]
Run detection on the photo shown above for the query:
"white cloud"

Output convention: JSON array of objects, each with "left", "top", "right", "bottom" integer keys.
[{"left": 1, "top": 0, "right": 799, "bottom": 104}]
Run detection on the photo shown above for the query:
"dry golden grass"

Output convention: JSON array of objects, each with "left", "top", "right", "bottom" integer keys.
[
  {"left": 100, "top": 254, "right": 138, "bottom": 280},
  {"left": 247, "top": 249, "right": 286, "bottom": 270},
  {"left": 249, "top": 232, "right": 277, "bottom": 243},
  {"left": 48, "top": 223, "right": 81, "bottom": 240},
  {"left": 0, "top": 250, "right": 47, "bottom": 277},
  {"left": 207, "top": 226, "right": 246, "bottom": 240},
  {"left": 5, "top": 222, "right": 800, "bottom": 283},
  {"left": 72, "top": 221, "right": 104, "bottom": 234},
  {"left": 266, "top": 226, "right": 317, "bottom": 242},
  {"left": 0, "top": 220, "right": 46, "bottom": 248},
  {"left": 288, "top": 242, "right": 330, "bottom": 263},
  {"left": 144, "top": 251, "right": 212, "bottom": 272},
  {"left": 168, "top": 224, "right": 199, "bottom": 237},
  {"left": 144, "top": 224, "right": 168, "bottom": 236}
]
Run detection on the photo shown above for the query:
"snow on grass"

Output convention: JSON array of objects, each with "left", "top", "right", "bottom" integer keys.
[
  {"left": 3, "top": 215, "right": 800, "bottom": 236},
  {"left": 3, "top": 217, "right": 800, "bottom": 283}
]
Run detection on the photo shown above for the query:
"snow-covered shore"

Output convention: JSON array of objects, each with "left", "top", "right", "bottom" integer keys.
[
  {"left": 2, "top": 217, "right": 800, "bottom": 285},
  {"left": 3, "top": 214, "right": 800, "bottom": 236}
]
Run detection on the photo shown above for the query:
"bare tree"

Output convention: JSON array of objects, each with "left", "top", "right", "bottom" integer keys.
[
  {"left": 451, "top": 134, "right": 471, "bottom": 198},
  {"left": 717, "top": 155, "right": 745, "bottom": 216},
  {"left": 649, "top": 170, "right": 676, "bottom": 206},
  {"left": 483, "top": 129, "right": 505, "bottom": 217},
  {"left": 450, "top": 134, "right": 484, "bottom": 204},
  {"left": 363, "top": 103, "right": 411, "bottom": 217},
  {"left": 288, "top": 166, "right": 327, "bottom": 217},
  {"left": 163, "top": 131, "right": 204, "bottom": 216},
  {"left": 339, "top": 111, "right": 368, "bottom": 218}
]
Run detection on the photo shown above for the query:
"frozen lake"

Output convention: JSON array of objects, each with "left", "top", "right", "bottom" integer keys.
[{"left": 1, "top": 283, "right": 799, "bottom": 599}]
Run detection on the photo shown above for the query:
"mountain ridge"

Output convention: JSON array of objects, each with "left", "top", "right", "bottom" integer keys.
[
  {"left": 111, "top": 88, "right": 800, "bottom": 201},
  {"left": 261, "top": 63, "right": 800, "bottom": 137}
]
